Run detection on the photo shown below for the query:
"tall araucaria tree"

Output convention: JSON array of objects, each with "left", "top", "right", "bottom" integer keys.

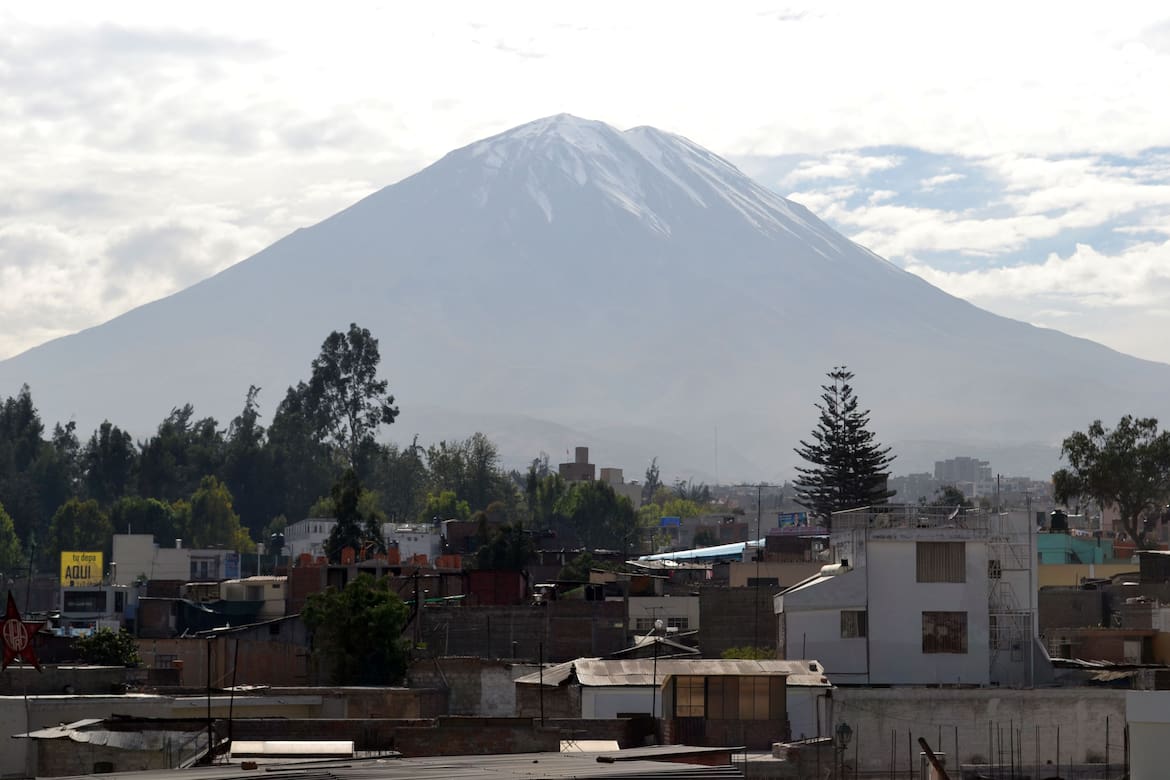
[{"left": 793, "top": 366, "right": 895, "bottom": 525}]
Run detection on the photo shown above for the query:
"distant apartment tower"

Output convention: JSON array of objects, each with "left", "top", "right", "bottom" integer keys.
[
  {"left": 934, "top": 457, "right": 991, "bottom": 486},
  {"left": 559, "top": 446, "right": 596, "bottom": 482},
  {"left": 888, "top": 472, "right": 940, "bottom": 504}
]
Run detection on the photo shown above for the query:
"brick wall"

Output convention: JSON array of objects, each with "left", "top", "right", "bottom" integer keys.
[
  {"left": 418, "top": 601, "right": 626, "bottom": 662},
  {"left": 406, "top": 657, "right": 521, "bottom": 716},
  {"left": 37, "top": 741, "right": 171, "bottom": 777},
  {"left": 516, "top": 683, "right": 581, "bottom": 719},
  {"left": 697, "top": 586, "right": 779, "bottom": 657},
  {"left": 1038, "top": 589, "right": 1105, "bottom": 631}
]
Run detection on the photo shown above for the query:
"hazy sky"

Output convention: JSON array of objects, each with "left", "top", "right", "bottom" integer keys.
[{"left": 4, "top": 3, "right": 1170, "bottom": 363}]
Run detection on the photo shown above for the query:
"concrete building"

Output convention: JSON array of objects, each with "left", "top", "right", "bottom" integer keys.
[
  {"left": 219, "top": 576, "right": 288, "bottom": 621},
  {"left": 559, "top": 446, "right": 596, "bottom": 482},
  {"left": 285, "top": 519, "right": 442, "bottom": 562},
  {"left": 284, "top": 517, "right": 335, "bottom": 559},
  {"left": 111, "top": 535, "right": 240, "bottom": 586},
  {"left": 934, "top": 456, "right": 992, "bottom": 488},
  {"left": 628, "top": 595, "right": 700, "bottom": 637},
  {"left": 59, "top": 583, "right": 139, "bottom": 633},
  {"left": 1128, "top": 690, "right": 1170, "bottom": 779},
  {"left": 888, "top": 472, "right": 940, "bottom": 504},
  {"left": 775, "top": 506, "right": 1047, "bottom": 686},
  {"left": 514, "top": 657, "right": 829, "bottom": 746},
  {"left": 599, "top": 467, "right": 642, "bottom": 508}
]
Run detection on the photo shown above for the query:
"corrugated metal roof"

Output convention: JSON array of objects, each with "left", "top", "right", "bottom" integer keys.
[
  {"left": 515, "top": 658, "right": 830, "bottom": 688},
  {"left": 49, "top": 752, "right": 744, "bottom": 780},
  {"left": 17, "top": 719, "right": 208, "bottom": 752}
]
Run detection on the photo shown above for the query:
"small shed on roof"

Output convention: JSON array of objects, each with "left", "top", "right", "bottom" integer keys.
[{"left": 515, "top": 657, "right": 829, "bottom": 740}]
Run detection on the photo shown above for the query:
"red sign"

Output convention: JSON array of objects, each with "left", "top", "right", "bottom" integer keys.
[{"left": 2, "top": 592, "right": 44, "bottom": 671}]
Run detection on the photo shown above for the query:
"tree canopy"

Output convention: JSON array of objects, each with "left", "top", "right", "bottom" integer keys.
[
  {"left": 302, "top": 573, "right": 410, "bottom": 685},
  {"left": 0, "top": 500, "right": 22, "bottom": 573},
  {"left": 1053, "top": 416, "right": 1170, "bottom": 547},
  {"left": 793, "top": 367, "right": 895, "bottom": 525},
  {"left": 0, "top": 324, "right": 527, "bottom": 569},
  {"left": 306, "top": 323, "right": 399, "bottom": 466},
  {"left": 73, "top": 627, "right": 141, "bottom": 667},
  {"left": 556, "top": 480, "right": 638, "bottom": 554}
]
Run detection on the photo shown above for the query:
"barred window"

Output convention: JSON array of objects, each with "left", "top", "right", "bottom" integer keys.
[
  {"left": 923, "top": 611, "right": 968, "bottom": 654},
  {"left": 840, "top": 610, "right": 868, "bottom": 638},
  {"left": 916, "top": 542, "right": 966, "bottom": 582}
]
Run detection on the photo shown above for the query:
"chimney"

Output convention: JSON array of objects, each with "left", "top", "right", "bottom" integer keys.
[
  {"left": 575, "top": 446, "right": 589, "bottom": 464},
  {"left": 176, "top": 538, "right": 183, "bottom": 549}
]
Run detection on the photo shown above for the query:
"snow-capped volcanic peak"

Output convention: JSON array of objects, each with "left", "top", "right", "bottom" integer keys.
[{"left": 456, "top": 114, "right": 818, "bottom": 240}]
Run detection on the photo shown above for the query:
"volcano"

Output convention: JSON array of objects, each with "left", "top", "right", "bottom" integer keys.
[{"left": 2, "top": 114, "right": 1167, "bottom": 479}]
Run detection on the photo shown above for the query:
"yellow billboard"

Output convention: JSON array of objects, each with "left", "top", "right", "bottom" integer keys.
[{"left": 60, "top": 551, "right": 103, "bottom": 587}]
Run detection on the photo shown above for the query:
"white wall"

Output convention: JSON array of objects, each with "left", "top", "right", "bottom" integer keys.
[
  {"left": 285, "top": 518, "right": 334, "bottom": 559},
  {"left": 784, "top": 610, "right": 869, "bottom": 683},
  {"left": 866, "top": 532, "right": 990, "bottom": 685},
  {"left": 384, "top": 525, "right": 442, "bottom": 561},
  {"left": 777, "top": 569, "right": 868, "bottom": 683},
  {"left": 1128, "top": 691, "right": 1170, "bottom": 780},
  {"left": 628, "top": 596, "right": 700, "bottom": 633},
  {"left": 787, "top": 687, "right": 826, "bottom": 742},
  {"left": 111, "top": 535, "right": 158, "bottom": 586},
  {"left": 582, "top": 686, "right": 659, "bottom": 717}
]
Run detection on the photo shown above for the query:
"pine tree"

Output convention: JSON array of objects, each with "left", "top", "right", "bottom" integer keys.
[{"left": 793, "top": 367, "right": 895, "bottom": 525}]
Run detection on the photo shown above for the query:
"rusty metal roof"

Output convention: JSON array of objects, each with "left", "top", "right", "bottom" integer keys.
[{"left": 515, "top": 658, "right": 830, "bottom": 688}]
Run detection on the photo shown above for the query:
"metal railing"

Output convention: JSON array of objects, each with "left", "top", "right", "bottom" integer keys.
[{"left": 831, "top": 504, "right": 990, "bottom": 532}]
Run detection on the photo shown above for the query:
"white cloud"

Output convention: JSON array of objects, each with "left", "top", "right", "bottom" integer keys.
[
  {"left": 903, "top": 239, "right": 1170, "bottom": 362},
  {"left": 2, "top": 3, "right": 1170, "bottom": 365},
  {"left": 782, "top": 153, "right": 903, "bottom": 185},
  {"left": 920, "top": 172, "right": 964, "bottom": 190}
]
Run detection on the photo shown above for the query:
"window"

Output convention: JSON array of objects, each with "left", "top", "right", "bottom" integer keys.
[
  {"left": 707, "top": 676, "right": 784, "bottom": 721},
  {"left": 63, "top": 591, "right": 107, "bottom": 613},
  {"left": 674, "top": 676, "right": 705, "bottom": 717},
  {"left": 840, "top": 610, "right": 868, "bottom": 638},
  {"left": 155, "top": 653, "right": 177, "bottom": 669},
  {"left": 114, "top": 591, "right": 125, "bottom": 613},
  {"left": 738, "top": 676, "right": 771, "bottom": 720},
  {"left": 988, "top": 559, "right": 1002, "bottom": 579},
  {"left": 635, "top": 616, "right": 689, "bottom": 632},
  {"left": 923, "top": 611, "right": 968, "bottom": 654},
  {"left": 916, "top": 542, "right": 966, "bottom": 582},
  {"left": 190, "top": 557, "right": 221, "bottom": 581},
  {"left": 706, "top": 676, "right": 739, "bottom": 720}
]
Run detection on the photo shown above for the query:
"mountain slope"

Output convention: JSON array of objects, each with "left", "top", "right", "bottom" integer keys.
[{"left": 3, "top": 114, "right": 1168, "bottom": 479}]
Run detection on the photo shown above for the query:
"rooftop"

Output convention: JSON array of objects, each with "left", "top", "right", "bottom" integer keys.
[
  {"left": 47, "top": 751, "right": 745, "bottom": 779},
  {"left": 515, "top": 658, "right": 830, "bottom": 688}
]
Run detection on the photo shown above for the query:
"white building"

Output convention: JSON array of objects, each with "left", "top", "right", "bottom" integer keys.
[
  {"left": 284, "top": 517, "right": 336, "bottom": 560},
  {"left": 284, "top": 518, "right": 442, "bottom": 562},
  {"left": 627, "top": 595, "right": 700, "bottom": 636},
  {"left": 774, "top": 506, "right": 1046, "bottom": 687},
  {"left": 1128, "top": 690, "right": 1170, "bottom": 779},
  {"left": 111, "top": 534, "right": 240, "bottom": 586},
  {"left": 514, "top": 657, "right": 830, "bottom": 739}
]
